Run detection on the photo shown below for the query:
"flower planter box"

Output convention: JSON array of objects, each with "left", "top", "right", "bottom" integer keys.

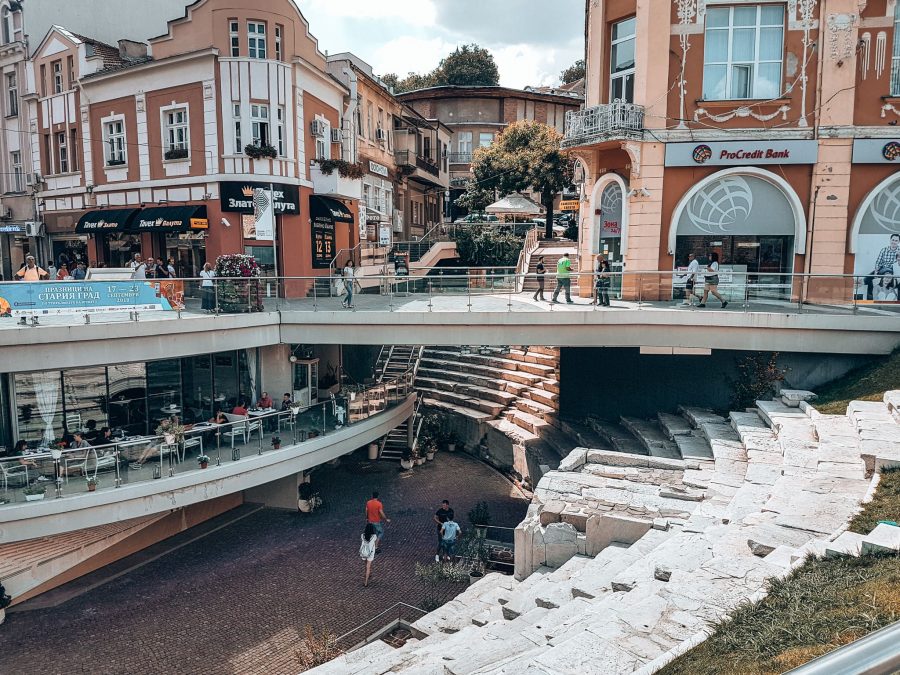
[
  {"left": 200, "top": 461, "right": 209, "bottom": 469},
  {"left": 400, "top": 458, "right": 414, "bottom": 470},
  {"left": 24, "top": 493, "right": 45, "bottom": 502}
]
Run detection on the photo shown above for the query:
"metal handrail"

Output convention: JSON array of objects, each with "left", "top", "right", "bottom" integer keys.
[
  {"left": 333, "top": 601, "right": 427, "bottom": 648},
  {"left": 329, "top": 243, "right": 362, "bottom": 279},
  {"left": 784, "top": 619, "right": 900, "bottom": 674}
]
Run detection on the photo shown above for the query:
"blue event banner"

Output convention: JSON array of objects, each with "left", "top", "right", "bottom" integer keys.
[{"left": 0, "top": 281, "right": 173, "bottom": 317}]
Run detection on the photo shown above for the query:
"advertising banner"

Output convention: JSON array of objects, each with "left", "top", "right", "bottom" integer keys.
[
  {"left": 665, "top": 140, "right": 818, "bottom": 167},
  {"left": 0, "top": 281, "right": 173, "bottom": 318},
  {"left": 220, "top": 182, "right": 299, "bottom": 214}
]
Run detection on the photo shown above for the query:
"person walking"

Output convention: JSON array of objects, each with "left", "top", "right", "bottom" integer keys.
[
  {"left": 680, "top": 252, "right": 700, "bottom": 307},
  {"left": 433, "top": 499, "right": 455, "bottom": 561},
  {"left": 365, "top": 490, "right": 390, "bottom": 552},
  {"left": 439, "top": 515, "right": 461, "bottom": 562},
  {"left": 595, "top": 257, "right": 611, "bottom": 307},
  {"left": 342, "top": 261, "right": 355, "bottom": 309},
  {"left": 359, "top": 522, "right": 378, "bottom": 587},
  {"left": 698, "top": 252, "right": 728, "bottom": 308},
  {"left": 200, "top": 262, "right": 216, "bottom": 312},
  {"left": 14, "top": 255, "right": 48, "bottom": 281},
  {"left": 532, "top": 256, "right": 546, "bottom": 301},
  {"left": 551, "top": 252, "right": 573, "bottom": 304}
]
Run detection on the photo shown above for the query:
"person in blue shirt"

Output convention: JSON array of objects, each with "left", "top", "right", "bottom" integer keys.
[
  {"left": 439, "top": 515, "right": 461, "bottom": 562},
  {"left": 71, "top": 262, "right": 87, "bottom": 280}
]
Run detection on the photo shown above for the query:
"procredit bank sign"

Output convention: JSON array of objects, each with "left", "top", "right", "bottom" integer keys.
[{"left": 665, "top": 140, "right": 818, "bottom": 166}]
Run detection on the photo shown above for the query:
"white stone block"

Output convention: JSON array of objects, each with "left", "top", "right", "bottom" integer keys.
[
  {"left": 861, "top": 523, "right": 900, "bottom": 554},
  {"left": 825, "top": 531, "right": 866, "bottom": 558}
]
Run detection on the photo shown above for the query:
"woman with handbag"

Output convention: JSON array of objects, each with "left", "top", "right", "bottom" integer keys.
[
  {"left": 698, "top": 252, "right": 728, "bottom": 308},
  {"left": 359, "top": 522, "right": 378, "bottom": 587},
  {"left": 594, "top": 257, "right": 611, "bottom": 307}
]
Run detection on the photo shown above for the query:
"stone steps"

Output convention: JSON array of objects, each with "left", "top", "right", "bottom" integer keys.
[
  {"left": 620, "top": 417, "right": 681, "bottom": 460},
  {"left": 419, "top": 357, "right": 543, "bottom": 386},
  {"left": 415, "top": 376, "right": 518, "bottom": 406},
  {"left": 421, "top": 397, "right": 494, "bottom": 423},
  {"left": 585, "top": 418, "right": 650, "bottom": 456},
  {"left": 657, "top": 412, "right": 693, "bottom": 439},
  {"left": 418, "top": 388, "right": 505, "bottom": 416}
]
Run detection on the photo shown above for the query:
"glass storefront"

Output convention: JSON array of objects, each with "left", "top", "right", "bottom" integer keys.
[{"left": 8, "top": 350, "right": 254, "bottom": 446}]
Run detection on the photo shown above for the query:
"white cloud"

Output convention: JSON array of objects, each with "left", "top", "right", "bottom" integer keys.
[
  {"left": 297, "top": 0, "right": 436, "bottom": 23},
  {"left": 370, "top": 35, "right": 458, "bottom": 77},
  {"left": 493, "top": 41, "right": 582, "bottom": 88}
]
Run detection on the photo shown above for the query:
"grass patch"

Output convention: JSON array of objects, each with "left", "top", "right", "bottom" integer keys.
[
  {"left": 658, "top": 553, "right": 900, "bottom": 675},
  {"left": 662, "top": 470, "right": 900, "bottom": 674},
  {"left": 848, "top": 469, "right": 900, "bottom": 535},
  {"left": 814, "top": 350, "right": 900, "bottom": 415}
]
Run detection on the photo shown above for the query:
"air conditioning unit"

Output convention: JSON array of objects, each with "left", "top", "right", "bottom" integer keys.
[
  {"left": 25, "top": 172, "right": 41, "bottom": 187},
  {"left": 375, "top": 128, "right": 387, "bottom": 142},
  {"left": 310, "top": 119, "right": 326, "bottom": 137},
  {"left": 25, "top": 221, "right": 44, "bottom": 237},
  {"left": 330, "top": 127, "right": 342, "bottom": 143}
]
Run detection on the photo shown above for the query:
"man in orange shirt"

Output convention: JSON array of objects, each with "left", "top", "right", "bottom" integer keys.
[
  {"left": 365, "top": 490, "right": 390, "bottom": 552},
  {"left": 15, "top": 256, "right": 48, "bottom": 281}
]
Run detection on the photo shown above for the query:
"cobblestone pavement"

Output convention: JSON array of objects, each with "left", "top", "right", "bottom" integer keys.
[{"left": 0, "top": 452, "right": 528, "bottom": 675}]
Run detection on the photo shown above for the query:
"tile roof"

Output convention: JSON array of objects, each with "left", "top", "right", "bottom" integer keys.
[{"left": 69, "top": 32, "right": 152, "bottom": 78}]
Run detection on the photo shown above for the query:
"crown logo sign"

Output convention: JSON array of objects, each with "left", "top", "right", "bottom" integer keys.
[
  {"left": 241, "top": 186, "right": 254, "bottom": 197},
  {"left": 155, "top": 218, "right": 164, "bottom": 225}
]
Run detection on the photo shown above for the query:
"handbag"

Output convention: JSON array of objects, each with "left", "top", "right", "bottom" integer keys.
[{"left": 359, "top": 537, "right": 374, "bottom": 560}]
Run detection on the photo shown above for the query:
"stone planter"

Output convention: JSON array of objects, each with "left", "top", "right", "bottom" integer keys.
[
  {"left": 415, "top": 457, "right": 426, "bottom": 466},
  {"left": 368, "top": 443, "right": 379, "bottom": 460},
  {"left": 272, "top": 443, "right": 282, "bottom": 450},
  {"left": 468, "top": 571, "right": 484, "bottom": 586},
  {"left": 200, "top": 461, "right": 209, "bottom": 469},
  {"left": 298, "top": 499, "right": 312, "bottom": 513},
  {"left": 87, "top": 484, "right": 97, "bottom": 492},
  {"left": 426, "top": 451, "right": 435, "bottom": 461},
  {"left": 24, "top": 493, "right": 45, "bottom": 502},
  {"left": 400, "top": 458, "right": 414, "bottom": 470}
]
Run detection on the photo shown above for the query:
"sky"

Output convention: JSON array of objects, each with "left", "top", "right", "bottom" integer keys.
[{"left": 296, "top": 0, "right": 585, "bottom": 89}]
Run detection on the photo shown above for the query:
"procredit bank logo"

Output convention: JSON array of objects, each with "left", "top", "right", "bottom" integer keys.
[
  {"left": 882, "top": 142, "right": 900, "bottom": 161},
  {"left": 691, "top": 145, "right": 712, "bottom": 164}
]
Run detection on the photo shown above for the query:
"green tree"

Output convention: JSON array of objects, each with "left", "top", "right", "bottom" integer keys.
[
  {"left": 438, "top": 44, "right": 500, "bottom": 87},
  {"left": 560, "top": 59, "right": 585, "bottom": 85},
  {"left": 471, "top": 121, "right": 572, "bottom": 239},
  {"left": 454, "top": 181, "right": 495, "bottom": 213}
]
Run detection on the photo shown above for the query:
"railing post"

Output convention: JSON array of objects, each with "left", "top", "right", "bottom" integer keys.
[
  {"left": 313, "top": 277, "right": 318, "bottom": 312},
  {"left": 115, "top": 449, "right": 122, "bottom": 487}
]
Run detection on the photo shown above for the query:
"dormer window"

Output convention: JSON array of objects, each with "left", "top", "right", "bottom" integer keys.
[{"left": 248, "top": 21, "right": 266, "bottom": 59}]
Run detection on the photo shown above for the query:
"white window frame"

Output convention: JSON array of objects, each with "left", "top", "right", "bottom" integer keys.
[
  {"left": 274, "top": 25, "right": 282, "bottom": 61},
  {"left": 248, "top": 21, "right": 267, "bottom": 59},
  {"left": 457, "top": 131, "right": 472, "bottom": 154},
  {"left": 6, "top": 71, "right": 16, "bottom": 116},
  {"left": 52, "top": 60, "right": 63, "bottom": 94},
  {"left": 233, "top": 103, "right": 242, "bottom": 150},
  {"left": 103, "top": 116, "right": 126, "bottom": 166},
  {"left": 56, "top": 130, "right": 68, "bottom": 173},
  {"left": 703, "top": 5, "right": 784, "bottom": 101},
  {"left": 315, "top": 116, "right": 330, "bottom": 160},
  {"left": 229, "top": 20, "right": 240, "bottom": 57},
  {"left": 11, "top": 150, "right": 22, "bottom": 192},
  {"left": 250, "top": 103, "right": 270, "bottom": 146},
  {"left": 1, "top": 7, "right": 10, "bottom": 46},
  {"left": 609, "top": 17, "right": 636, "bottom": 103},
  {"left": 276, "top": 106, "right": 285, "bottom": 156},
  {"left": 162, "top": 105, "right": 189, "bottom": 158},
  {"left": 892, "top": 2, "right": 900, "bottom": 96}
]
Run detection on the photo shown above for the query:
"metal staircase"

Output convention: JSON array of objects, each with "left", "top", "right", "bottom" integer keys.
[
  {"left": 379, "top": 394, "right": 422, "bottom": 461},
  {"left": 375, "top": 345, "right": 424, "bottom": 382}
]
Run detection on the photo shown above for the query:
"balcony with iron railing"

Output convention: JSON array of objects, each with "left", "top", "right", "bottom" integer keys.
[
  {"left": 561, "top": 99, "right": 645, "bottom": 148},
  {"left": 449, "top": 152, "right": 472, "bottom": 164}
]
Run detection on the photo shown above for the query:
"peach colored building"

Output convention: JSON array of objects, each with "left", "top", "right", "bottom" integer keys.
[
  {"left": 568, "top": 0, "right": 900, "bottom": 303},
  {"left": 28, "top": 0, "right": 360, "bottom": 283}
]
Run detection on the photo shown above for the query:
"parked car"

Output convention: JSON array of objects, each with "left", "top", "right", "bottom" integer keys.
[{"left": 453, "top": 213, "right": 499, "bottom": 224}]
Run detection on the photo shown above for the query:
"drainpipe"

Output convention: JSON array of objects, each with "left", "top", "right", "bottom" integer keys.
[{"left": 342, "top": 67, "right": 358, "bottom": 164}]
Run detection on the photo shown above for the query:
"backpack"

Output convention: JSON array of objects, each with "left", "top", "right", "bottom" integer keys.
[{"left": 359, "top": 536, "right": 375, "bottom": 560}]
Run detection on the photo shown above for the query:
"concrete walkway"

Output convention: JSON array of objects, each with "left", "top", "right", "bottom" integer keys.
[{"left": 1, "top": 451, "right": 528, "bottom": 675}]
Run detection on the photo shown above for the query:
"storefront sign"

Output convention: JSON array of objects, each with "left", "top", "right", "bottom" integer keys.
[
  {"left": 311, "top": 221, "right": 335, "bottom": 269},
  {"left": 559, "top": 199, "right": 580, "bottom": 211},
  {"left": 0, "top": 224, "right": 24, "bottom": 233},
  {"left": 75, "top": 208, "right": 139, "bottom": 233},
  {"left": 851, "top": 139, "right": 900, "bottom": 164},
  {"left": 220, "top": 182, "right": 299, "bottom": 214},
  {"left": 0, "top": 281, "right": 173, "bottom": 318},
  {"left": 665, "top": 140, "right": 818, "bottom": 167},
  {"left": 369, "top": 161, "right": 389, "bottom": 177},
  {"left": 379, "top": 225, "right": 392, "bottom": 246}
]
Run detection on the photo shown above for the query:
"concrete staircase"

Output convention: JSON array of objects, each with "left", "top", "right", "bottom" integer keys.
[
  {"left": 521, "top": 240, "right": 579, "bottom": 293},
  {"left": 311, "top": 390, "right": 900, "bottom": 675}
]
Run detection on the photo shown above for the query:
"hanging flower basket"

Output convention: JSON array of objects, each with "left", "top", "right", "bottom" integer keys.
[
  {"left": 314, "top": 158, "right": 365, "bottom": 179},
  {"left": 245, "top": 143, "right": 278, "bottom": 160},
  {"left": 214, "top": 254, "right": 265, "bottom": 313}
]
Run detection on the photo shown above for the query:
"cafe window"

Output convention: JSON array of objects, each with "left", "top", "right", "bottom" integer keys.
[
  {"left": 104, "top": 118, "right": 126, "bottom": 165},
  {"left": 56, "top": 131, "right": 68, "bottom": 173},
  {"left": 248, "top": 21, "right": 266, "bottom": 59},
  {"left": 251, "top": 103, "right": 269, "bottom": 146},
  {"left": 703, "top": 5, "right": 784, "bottom": 100},
  {"left": 6, "top": 71, "right": 16, "bottom": 116},
  {"left": 164, "top": 107, "right": 189, "bottom": 154},
  {"left": 610, "top": 17, "right": 636, "bottom": 103},
  {"left": 229, "top": 19, "right": 239, "bottom": 57},
  {"left": 11, "top": 150, "right": 22, "bottom": 192},
  {"left": 52, "top": 60, "right": 63, "bottom": 94}
]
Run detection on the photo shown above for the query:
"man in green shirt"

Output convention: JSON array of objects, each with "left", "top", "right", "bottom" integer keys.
[{"left": 551, "top": 253, "right": 574, "bottom": 303}]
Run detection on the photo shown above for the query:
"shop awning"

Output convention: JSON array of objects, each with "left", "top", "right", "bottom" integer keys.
[
  {"left": 128, "top": 205, "right": 209, "bottom": 233},
  {"left": 310, "top": 195, "right": 354, "bottom": 223},
  {"left": 75, "top": 208, "right": 139, "bottom": 233}
]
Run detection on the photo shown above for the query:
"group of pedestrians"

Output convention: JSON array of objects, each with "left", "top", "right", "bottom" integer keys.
[
  {"left": 678, "top": 251, "right": 728, "bottom": 308},
  {"left": 358, "top": 493, "right": 461, "bottom": 587},
  {"left": 531, "top": 253, "right": 576, "bottom": 304}
]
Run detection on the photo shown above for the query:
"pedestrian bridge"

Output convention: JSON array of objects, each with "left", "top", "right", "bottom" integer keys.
[{"left": 1, "top": 292, "right": 897, "bottom": 373}]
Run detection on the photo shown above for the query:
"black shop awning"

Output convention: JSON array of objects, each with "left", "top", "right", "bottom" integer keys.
[
  {"left": 310, "top": 195, "right": 354, "bottom": 224},
  {"left": 75, "top": 208, "right": 139, "bottom": 233},
  {"left": 128, "top": 205, "right": 209, "bottom": 233}
]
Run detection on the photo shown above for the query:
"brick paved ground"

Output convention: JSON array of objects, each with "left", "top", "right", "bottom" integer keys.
[{"left": 0, "top": 451, "right": 527, "bottom": 674}]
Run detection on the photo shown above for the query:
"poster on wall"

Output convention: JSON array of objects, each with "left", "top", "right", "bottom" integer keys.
[
  {"left": 0, "top": 281, "right": 173, "bottom": 318},
  {"left": 853, "top": 176, "right": 900, "bottom": 303},
  {"left": 311, "top": 220, "right": 335, "bottom": 269}
]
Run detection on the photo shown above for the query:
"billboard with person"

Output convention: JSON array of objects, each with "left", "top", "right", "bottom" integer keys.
[{"left": 853, "top": 175, "right": 900, "bottom": 303}]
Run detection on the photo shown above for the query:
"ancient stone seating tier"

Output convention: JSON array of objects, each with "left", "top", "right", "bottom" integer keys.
[{"left": 309, "top": 390, "right": 900, "bottom": 675}]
